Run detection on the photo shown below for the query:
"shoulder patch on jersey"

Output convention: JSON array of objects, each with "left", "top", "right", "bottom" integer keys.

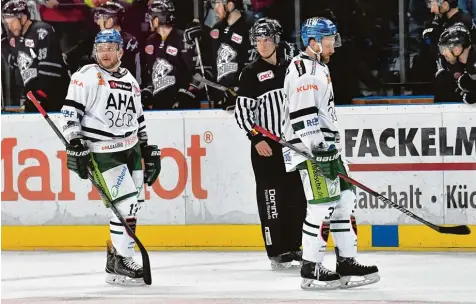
[
  {"left": 231, "top": 33, "right": 243, "bottom": 44},
  {"left": 132, "top": 83, "right": 141, "bottom": 97},
  {"left": 257, "top": 70, "right": 274, "bottom": 82},
  {"left": 25, "top": 39, "right": 35, "bottom": 48},
  {"left": 9, "top": 37, "right": 15, "bottom": 47},
  {"left": 166, "top": 45, "right": 178, "bottom": 56},
  {"left": 294, "top": 60, "right": 306, "bottom": 77},
  {"left": 210, "top": 29, "right": 219, "bottom": 39},
  {"left": 145, "top": 45, "right": 154, "bottom": 55},
  {"left": 37, "top": 28, "right": 48, "bottom": 40}
]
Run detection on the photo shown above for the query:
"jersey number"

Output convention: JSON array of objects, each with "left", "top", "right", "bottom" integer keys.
[
  {"left": 105, "top": 111, "right": 134, "bottom": 128},
  {"left": 38, "top": 48, "right": 47, "bottom": 60}
]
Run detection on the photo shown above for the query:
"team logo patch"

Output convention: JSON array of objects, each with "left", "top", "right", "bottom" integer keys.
[
  {"left": 210, "top": 29, "right": 219, "bottom": 39},
  {"left": 145, "top": 45, "right": 154, "bottom": 55},
  {"left": 108, "top": 80, "right": 132, "bottom": 91},
  {"left": 258, "top": 70, "right": 274, "bottom": 82},
  {"left": 25, "top": 39, "right": 35, "bottom": 48},
  {"left": 166, "top": 46, "right": 178, "bottom": 56},
  {"left": 152, "top": 58, "right": 176, "bottom": 93},
  {"left": 216, "top": 43, "right": 238, "bottom": 81},
  {"left": 231, "top": 33, "right": 242, "bottom": 44}
]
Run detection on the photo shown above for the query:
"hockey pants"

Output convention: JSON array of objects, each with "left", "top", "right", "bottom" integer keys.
[
  {"left": 90, "top": 143, "right": 145, "bottom": 258},
  {"left": 250, "top": 137, "right": 307, "bottom": 257}
]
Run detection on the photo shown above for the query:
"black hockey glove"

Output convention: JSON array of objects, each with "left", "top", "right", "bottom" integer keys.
[
  {"left": 142, "top": 145, "right": 161, "bottom": 186},
  {"left": 184, "top": 20, "right": 203, "bottom": 45},
  {"left": 141, "top": 87, "right": 154, "bottom": 109},
  {"left": 311, "top": 144, "right": 340, "bottom": 180},
  {"left": 174, "top": 87, "right": 199, "bottom": 109},
  {"left": 66, "top": 138, "right": 91, "bottom": 180}
]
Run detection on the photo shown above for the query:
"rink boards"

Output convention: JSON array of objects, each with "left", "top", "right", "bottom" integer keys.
[{"left": 1, "top": 104, "right": 476, "bottom": 251}]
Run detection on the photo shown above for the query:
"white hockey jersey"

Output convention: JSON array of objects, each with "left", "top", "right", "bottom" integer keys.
[
  {"left": 282, "top": 52, "right": 341, "bottom": 171},
  {"left": 60, "top": 64, "right": 147, "bottom": 153}
]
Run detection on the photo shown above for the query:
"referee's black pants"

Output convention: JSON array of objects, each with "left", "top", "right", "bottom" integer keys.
[{"left": 250, "top": 137, "right": 307, "bottom": 258}]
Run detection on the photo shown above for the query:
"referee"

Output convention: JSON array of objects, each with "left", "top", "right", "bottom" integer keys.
[{"left": 234, "top": 18, "right": 307, "bottom": 270}]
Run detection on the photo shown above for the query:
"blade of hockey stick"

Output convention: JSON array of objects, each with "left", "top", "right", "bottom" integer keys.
[
  {"left": 26, "top": 91, "right": 152, "bottom": 284},
  {"left": 253, "top": 125, "right": 471, "bottom": 236},
  {"left": 193, "top": 74, "right": 237, "bottom": 96}
]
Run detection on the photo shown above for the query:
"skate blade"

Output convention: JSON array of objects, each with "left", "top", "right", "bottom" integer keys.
[
  {"left": 300, "top": 278, "right": 341, "bottom": 290},
  {"left": 271, "top": 261, "right": 302, "bottom": 271},
  {"left": 339, "top": 272, "right": 380, "bottom": 289},
  {"left": 105, "top": 273, "right": 146, "bottom": 286}
]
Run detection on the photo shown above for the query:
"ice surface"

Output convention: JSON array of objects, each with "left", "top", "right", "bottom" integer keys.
[{"left": 2, "top": 251, "right": 475, "bottom": 304}]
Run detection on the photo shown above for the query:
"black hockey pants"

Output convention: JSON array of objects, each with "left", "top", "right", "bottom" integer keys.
[{"left": 250, "top": 137, "right": 307, "bottom": 258}]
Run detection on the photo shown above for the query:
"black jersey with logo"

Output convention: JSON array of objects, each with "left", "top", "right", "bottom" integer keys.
[
  {"left": 210, "top": 16, "right": 254, "bottom": 88},
  {"left": 143, "top": 28, "right": 194, "bottom": 107}
]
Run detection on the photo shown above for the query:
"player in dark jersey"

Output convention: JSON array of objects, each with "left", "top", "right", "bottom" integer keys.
[
  {"left": 94, "top": 0, "right": 141, "bottom": 82},
  {"left": 235, "top": 18, "right": 306, "bottom": 270},
  {"left": 141, "top": 0, "right": 197, "bottom": 109},
  {"left": 2, "top": 0, "right": 69, "bottom": 112},
  {"left": 439, "top": 23, "right": 476, "bottom": 104},
  {"left": 422, "top": 0, "right": 476, "bottom": 101},
  {"left": 209, "top": 0, "right": 255, "bottom": 110}
]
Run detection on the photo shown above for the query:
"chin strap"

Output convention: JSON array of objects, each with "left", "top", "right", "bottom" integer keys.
[
  {"left": 261, "top": 48, "right": 276, "bottom": 60},
  {"left": 307, "top": 45, "right": 321, "bottom": 60}
]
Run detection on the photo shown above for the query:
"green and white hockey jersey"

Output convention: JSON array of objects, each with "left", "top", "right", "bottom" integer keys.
[
  {"left": 60, "top": 64, "right": 147, "bottom": 153},
  {"left": 282, "top": 52, "right": 341, "bottom": 171}
]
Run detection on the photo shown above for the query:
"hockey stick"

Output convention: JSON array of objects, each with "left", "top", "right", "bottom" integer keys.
[
  {"left": 194, "top": 32, "right": 212, "bottom": 108},
  {"left": 253, "top": 125, "right": 471, "bottom": 235},
  {"left": 26, "top": 91, "right": 152, "bottom": 285},
  {"left": 193, "top": 74, "right": 237, "bottom": 97}
]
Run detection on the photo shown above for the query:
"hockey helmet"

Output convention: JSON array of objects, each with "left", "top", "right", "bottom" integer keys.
[
  {"left": 249, "top": 18, "right": 282, "bottom": 47},
  {"left": 94, "top": 1, "right": 125, "bottom": 26},
  {"left": 147, "top": 0, "right": 175, "bottom": 25},
  {"left": 301, "top": 17, "right": 341, "bottom": 48},
  {"left": 438, "top": 23, "right": 471, "bottom": 54},
  {"left": 95, "top": 28, "right": 123, "bottom": 48},
  {"left": 1, "top": 0, "right": 29, "bottom": 18}
]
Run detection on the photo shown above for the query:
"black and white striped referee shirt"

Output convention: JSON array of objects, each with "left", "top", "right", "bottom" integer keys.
[{"left": 234, "top": 42, "right": 298, "bottom": 138}]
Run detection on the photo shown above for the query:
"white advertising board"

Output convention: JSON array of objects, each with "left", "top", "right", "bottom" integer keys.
[{"left": 1, "top": 104, "right": 475, "bottom": 226}]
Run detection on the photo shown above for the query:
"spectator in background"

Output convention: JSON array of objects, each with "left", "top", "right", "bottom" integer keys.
[
  {"left": 38, "top": 0, "right": 96, "bottom": 72},
  {"left": 458, "top": 0, "right": 476, "bottom": 21}
]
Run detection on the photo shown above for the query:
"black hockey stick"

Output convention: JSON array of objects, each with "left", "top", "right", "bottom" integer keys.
[
  {"left": 253, "top": 125, "right": 471, "bottom": 235},
  {"left": 193, "top": 74, "right": 237, "bottom": 97},
  {"left": 26, "top": 91, "right": 152, "bottom": 285}
]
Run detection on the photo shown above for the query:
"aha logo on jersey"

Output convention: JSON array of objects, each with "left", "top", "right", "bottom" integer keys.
[{"left": 258, "top": 70, "right": 274, "bottom": 82}]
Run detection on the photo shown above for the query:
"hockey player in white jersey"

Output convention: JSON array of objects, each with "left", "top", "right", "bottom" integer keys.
[
  {"left": 59, "top": 29, "right": 161, "bottom": 285},
  {"left": 283, "top": 17, "right": 379, "bottom": 290}
]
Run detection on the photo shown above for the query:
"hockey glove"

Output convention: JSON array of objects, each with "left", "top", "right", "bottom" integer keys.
[
  {"left": 184, "top": 20, "right": 203, "bottom": 45},
  {"left": 422, "top": 15, "right": 442, "bottom": 45},
  {"left": 66, "top": 138, "right": 91, "bottom": 179},
  {"left": 142, "top": 145, "right": 161, "bottom": 186},
  {"left": 311, "top": 145, "right": 340, "bottom": 180},
  {"left": 141, "top": 87, "right": 154, "bottom": 108}
]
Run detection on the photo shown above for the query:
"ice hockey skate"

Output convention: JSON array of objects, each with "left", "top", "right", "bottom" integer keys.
[
  {"left": 269, "top": 250, "right": 302, "bottom": 270},
  {"left": 105, "top": 241, "right": 145, "bottom": 286},
  {"left": 335, "top": 248, "right": 380, "bottom": 288},
  {"left": 300, "top": 260, "right": 341, "bottom": 290}
]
